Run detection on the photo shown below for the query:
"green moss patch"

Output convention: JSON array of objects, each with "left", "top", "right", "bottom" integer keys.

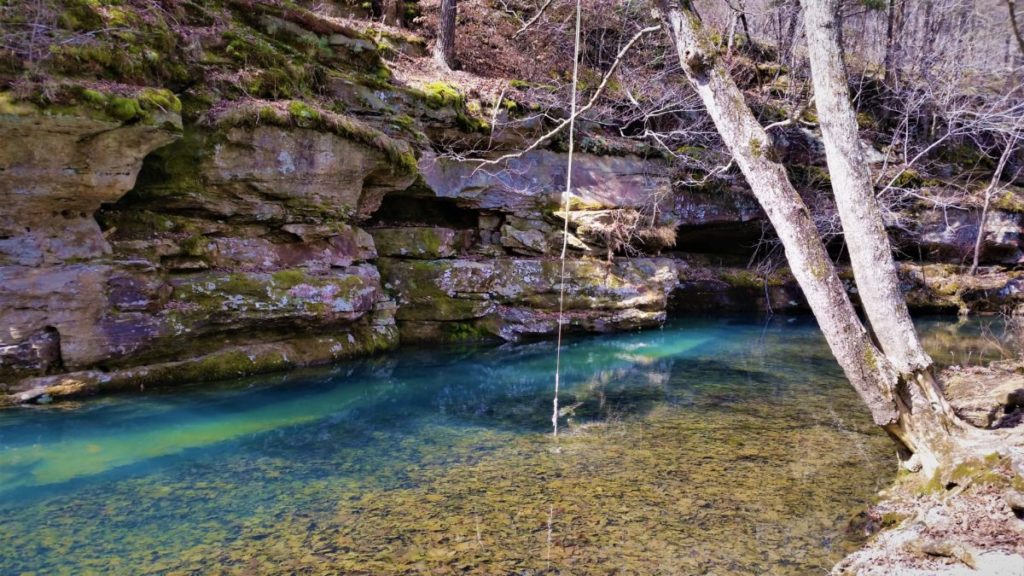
[
  {"left": 1, "top": 85, "right": 183, "bottom": 128},
  {"left": 211, "top": 99, "right": 417, "bottom": 173}
]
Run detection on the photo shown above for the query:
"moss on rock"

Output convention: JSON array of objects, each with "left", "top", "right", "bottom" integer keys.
[{"left": 212, "top": 99, "right": 417, "bottom": 173}]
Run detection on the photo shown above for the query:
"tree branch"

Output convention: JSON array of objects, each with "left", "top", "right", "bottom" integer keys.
[
  {"left": 471, "top": 25, "right": 659, "bottom": 170},
  {"left": 514, "top": 0, "right": 554, "bottom": 38}
]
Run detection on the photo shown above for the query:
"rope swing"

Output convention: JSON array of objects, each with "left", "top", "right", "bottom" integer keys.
[{"left": 552, "top": 0, "right": 583, "bottom": 438}]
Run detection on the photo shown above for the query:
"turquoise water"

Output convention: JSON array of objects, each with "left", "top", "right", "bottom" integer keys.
[{"left": 0, "top": 316, "right": 1013, "bottom": 575}]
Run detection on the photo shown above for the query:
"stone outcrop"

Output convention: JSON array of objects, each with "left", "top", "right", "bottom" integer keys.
[
  {"left": 2, "top": 9, "right": 1024, "bottom": 405},
  {"left": 5, "top": 87, "right": 1024, "bottom": 406},
  {"left": 942, "top": 361, "right": 1024, "bottom": 428},
  {"left": 378, "top": 256, "right": 677, "bottom": 342},
  {"left": 5, "top": 89, "right": 1024, "bottom": 405},
  {"left": 0, "top": 96, "right": 181, "bottom": 266},
  {"left": 0, "top": 100, "right": 412, "bottom": 403}
]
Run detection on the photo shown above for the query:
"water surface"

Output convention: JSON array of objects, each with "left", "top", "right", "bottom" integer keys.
[{"left": 0, "top": 316, "right": 1013, "bottom": 574}]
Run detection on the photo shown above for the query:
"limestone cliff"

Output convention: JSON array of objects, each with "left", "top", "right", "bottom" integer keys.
[{"left": 2, "top": 0, "right": 1023, "bottom": 404}]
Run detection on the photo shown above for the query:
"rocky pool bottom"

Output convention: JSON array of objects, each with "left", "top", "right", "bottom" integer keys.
[{"left": 0, "top": 316, "right": 1017, "bottom": 575}]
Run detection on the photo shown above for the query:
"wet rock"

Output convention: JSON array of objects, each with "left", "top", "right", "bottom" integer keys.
[{"left": 7, "top": 324, "right": 398, "bottom": 403}]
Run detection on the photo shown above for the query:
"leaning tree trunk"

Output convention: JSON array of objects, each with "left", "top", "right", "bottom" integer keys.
[
  {"left": 654, "top": 0, "right": 903, "bottom": 431},
  {"left": 434, "top": 0, "right": 457, "bottom": 69},
  {"left": 803, "top": 0, "right": 965, "bottom": 471}
]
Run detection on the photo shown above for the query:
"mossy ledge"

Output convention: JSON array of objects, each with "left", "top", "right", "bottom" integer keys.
[
  {"left": 1, "top": 84, "right": 183, "bottom": 129},
  {"left": 5, "top": 326, "right": 399, "bottom": 406},
  {"left": 208, "top": 98, "right": 418, "bottom": 173}
]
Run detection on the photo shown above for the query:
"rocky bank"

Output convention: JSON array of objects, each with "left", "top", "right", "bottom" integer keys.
[{"left": 3, "top": 1, "right": 1024, "bottom": 405}]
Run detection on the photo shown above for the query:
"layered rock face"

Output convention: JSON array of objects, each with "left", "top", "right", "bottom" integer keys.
[
  {"left": 5, "top": 98, "right": 1024, "bottom": 405},
  {"left": 3, "top": 26, "right": 1024, "bottom": 405},
  {"left": 5, "top": 92, "right": 1024, "bottom": 405},
  {"left": 370, "top": 151, "right": 680, "bottom": 343},
  {"left": 0, "top": 103, "right": 413, "bottom": 403}
]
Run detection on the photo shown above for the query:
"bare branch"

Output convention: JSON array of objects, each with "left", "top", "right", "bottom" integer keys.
[
  {"left": 514, "top": 0, "right": 555, "bottom": 38},
  {"left": 470, "top": 25, "right": 660, "bottom": 170}
]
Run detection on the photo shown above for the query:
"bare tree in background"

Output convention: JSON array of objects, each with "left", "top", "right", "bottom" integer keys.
[
  {"left": 435, "top": 0, "right": 457, "bottom": 69},
  {"left": 1005, "top": 0, "right": 1024, "bottom": 55},
  {"left": 373, "top": 0, "right": 404, "bottom": 27}
]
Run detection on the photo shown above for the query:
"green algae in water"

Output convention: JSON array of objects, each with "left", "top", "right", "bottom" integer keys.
[{"left": 0, "top": 317, "right": 1010, "bottom": 574}]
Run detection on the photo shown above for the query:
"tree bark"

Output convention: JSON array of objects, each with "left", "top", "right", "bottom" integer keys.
[
  {"left": 883, "top": 0, "right": 899, "bottom": 85},
  {"left": 781, "top": 0, "right": 802, "bottom": 69},
  {"left": 803, "top": 0, "right": 931, "bottom": 376},
  {"left": 383, "top": 0, "right": 404, "bottom": 27},
  {"left": 434, "top": 0, "right": 457, "bottom": 69},
  {"left": 1008, "top": 0, "right": 1024, "bottom": 55},
  {"left": 654, "top": 0, "right": 901, "bottom": 429},
  {"left": 803, "top": 0, "right": 965, "bottom": 471}
]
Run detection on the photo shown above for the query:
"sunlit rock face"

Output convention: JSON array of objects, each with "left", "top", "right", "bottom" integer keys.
[
  {"left": 0, "top": 105, "right": 410, "bottom": 402},
  {"left": 378, "top": 257, "right": 678, "bottom": 343},
  {"left": 4, "top": 82, "right": 1024, "bottom": 404},
  {"left": 418, "top": 150, "right": 673, "bottom": 213},
  {"left": 0, "top": 106, "right": 181, "bottom": 266}
]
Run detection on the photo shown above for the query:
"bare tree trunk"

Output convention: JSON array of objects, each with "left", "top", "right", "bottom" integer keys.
[
  {"left": 1008, "top": 0, "right": 1024, "bottom": 55},
  {"left": 383, "top": 0, "right": 403, "bottom": 27},
  {"left": 883, "top": 0, "right": 899, "bottom": 85},
  {"left": 782, "top": 0, "right": 802, "bottom": 69},
  {"left": 654, "top": 0, "right": 902, "bottom": 431},
  {"left": 803, "top": 0, "right": 967, "bottom": 471},
  {"left": 803, "top": 0, "right": 931, "bottom": 377},
  {"left": 725, "top": 0, "right": 753, "bottom": 47},
  {"left": 835, "top": 1, "right": 846, "bottom": 63},
  {"left": 373, "top": 0, "right": 404, "bottom": 26},
  {"left": 434, "top": 0, "right": 457, "bottom": 70}
]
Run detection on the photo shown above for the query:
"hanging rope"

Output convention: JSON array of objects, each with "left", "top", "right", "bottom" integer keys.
[{"left": 552, "top": 0, "right": 582, "bottom": 438}]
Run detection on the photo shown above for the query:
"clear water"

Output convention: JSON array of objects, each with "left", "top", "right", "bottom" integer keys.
[{"left": 0, "top": 316, "right": 1014, "bottom": 575}]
